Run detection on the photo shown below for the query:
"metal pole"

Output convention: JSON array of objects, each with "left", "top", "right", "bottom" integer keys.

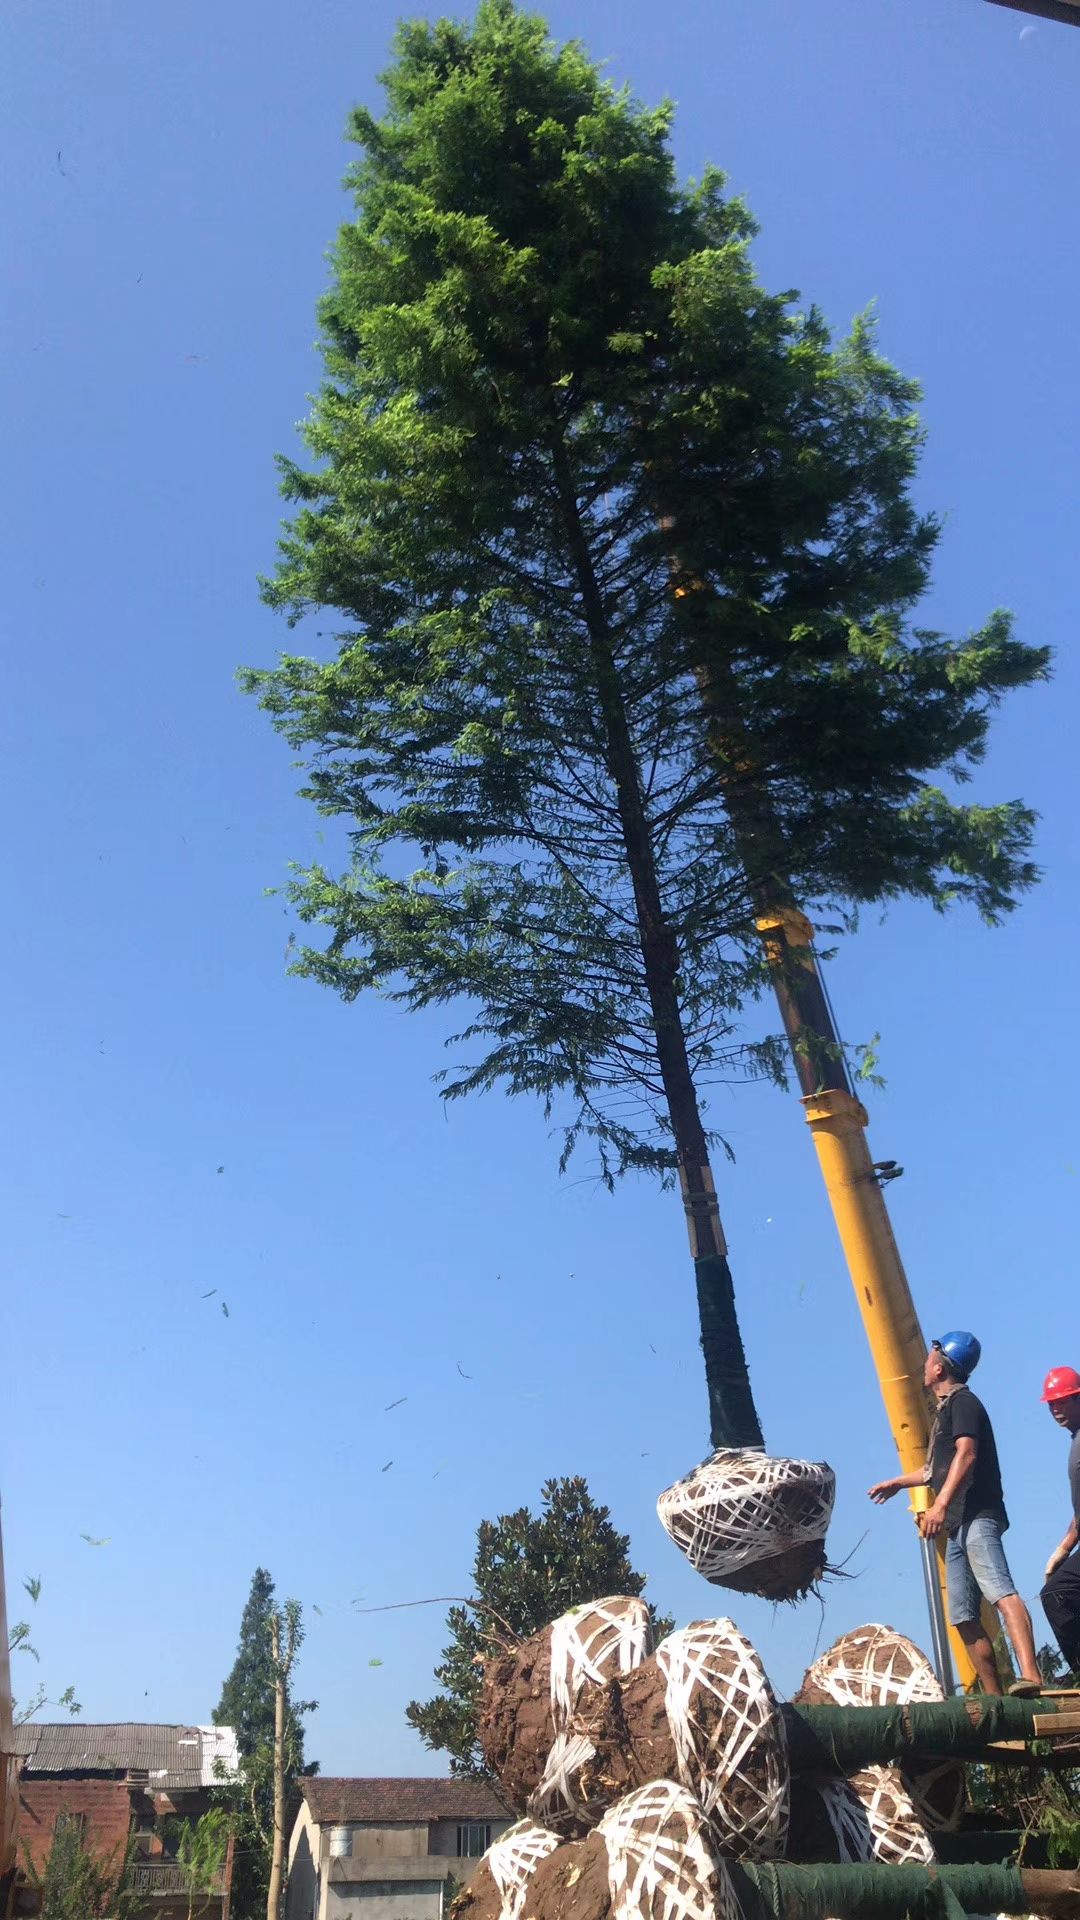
[{"left": 920, "top": 1532, "right": 957, "bottom": 1693}]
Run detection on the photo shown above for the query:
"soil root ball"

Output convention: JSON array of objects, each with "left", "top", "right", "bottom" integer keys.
[
  {"left": 795, "top": 1623, "right": 965, "bottom": 1833},
  {"left": 533, "top": 1618, "right": 788, "bottom": 1861},
  {"left": 789, "top": 1767, "right": 935, "bottom": 1866},
  {"left": 528, "top": 1782, "right": 744, "bottom": 1920},
  {"left": 451, "top": 1820, "right": 560, "bottom": 1920},
  {"left": 478, "top": 1598, "right": 654, "bottom": 1813},
  {"left": 656, "top": 1451, "right": 835, "bottom": 1600}
]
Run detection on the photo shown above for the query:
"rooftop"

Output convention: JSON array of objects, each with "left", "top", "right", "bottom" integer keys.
[
  {"left": 14, "top": 1722, "right": 239, "bottom": 1791},
  {"left": 302, "top": 1777, "right": 511, "bottom": 1825}
]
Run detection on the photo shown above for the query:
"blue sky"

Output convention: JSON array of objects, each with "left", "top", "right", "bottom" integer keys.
[{"left": 2, "top": 0, "right": 1077, "bottom": 1775}]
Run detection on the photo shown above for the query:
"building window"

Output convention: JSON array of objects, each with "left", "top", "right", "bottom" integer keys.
[
  {"left": 53, "top": 1812, "right": 87, "bottom": 1841},
  {"left": 456, "top": 1824, "right": 491, "bottom": 1859},
  {"left": 350, "top": 1882, "right": 443, "bottom": 1899}
]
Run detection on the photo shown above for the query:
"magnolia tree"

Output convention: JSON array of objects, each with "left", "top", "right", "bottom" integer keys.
[{"left": 408, "top": 1476, "right": 673, "bottom": 1777}]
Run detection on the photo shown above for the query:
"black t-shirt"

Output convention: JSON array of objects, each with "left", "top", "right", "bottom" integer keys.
[
  {"left": 1069, "top": 1430, "right": 1080, "bottom": 1527},
  {"left": 928, "top": 1386, "right": 1007, "bottom": 1534}
]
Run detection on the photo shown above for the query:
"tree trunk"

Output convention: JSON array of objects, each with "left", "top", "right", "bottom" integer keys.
[
  {"left": 549, "top": 424, "right": 764, "bottom": 1453},
  {"left": 266, "top": 1615, "right": 286, "bottom": 1920},
  {"left": 657, "top": 526, "right": 851, "bottom": 1092},
  {"left": 695, "top": 653, "right": 850, "bottom": 1096}
]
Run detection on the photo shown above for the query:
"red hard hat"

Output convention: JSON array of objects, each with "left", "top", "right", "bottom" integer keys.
[{"left": 1041, "top": 1366, "right": 1080, "bottom": 1403}]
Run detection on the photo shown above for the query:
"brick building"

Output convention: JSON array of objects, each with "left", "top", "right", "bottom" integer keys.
[
  {"left": 285, "top": 1778, "right": 513, "bottom": 1920},
  {"left": 14, "top": 1721, "right": 239, "bottom": 1918}
]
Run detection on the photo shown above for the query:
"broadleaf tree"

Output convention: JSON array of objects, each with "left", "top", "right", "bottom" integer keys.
[
  {"left": 9, "top": 1576, "right": 81, "bottom": 1727},
  {"left": 26, "top": 1824, "right": 136, "bottom": 1920},
  {"left": 247, "top": 0, "right": 1047, "bottom": 1594},
  {"left": 407, "top": 1476, "right": 674, "bottom": 1777}
]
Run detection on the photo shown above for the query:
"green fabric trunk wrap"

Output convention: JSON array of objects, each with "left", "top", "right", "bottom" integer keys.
[
  {"left": 783, "top": 1696, "right": 1044, "bottom": 1771},
  {"left": 729, "top": 1861, "right": 1029, "bottom": 1920},
  {"left": 694, "top": 1254, "right": 765, "bottom": 1452}
]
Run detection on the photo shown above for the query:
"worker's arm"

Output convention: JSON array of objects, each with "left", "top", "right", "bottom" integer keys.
[
  {"left": 920, "top": 1435, "right": 977, "bottom": 1538},
  {"left": 1045, "top": 1518, "right": 1079, "bottom": 1581},
  {"left": 868, "top": 1467, "right": 930, "bottom": 1504}
]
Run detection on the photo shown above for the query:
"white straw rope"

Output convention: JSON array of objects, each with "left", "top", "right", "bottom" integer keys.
[
  {"left": 801, "top": 1625, "right": 964, "bottom": 1834},
  {"left": 657, "top": 1451, "right": 835, "bottom": 1581},
  {"left": 599, "top": 1781, "right": 743, "bottom": 1920},
  {"left": 550, "top": 1598, "right": 653, "bottom": 1727},
  {"left": 485, "top": 1819, "right": 560, "bottom": 1920},
  {"left": 818, "top": 1769, "right": 935, "bottom": 1867},
  {"left": 657, "top": 1620, "right": 788, "bottom": 1862},
  {"left": 528, "top": 1597, "right": 655, "bottom": 1830},
  {"left": 802, "top": 1625, "right": 943, "bottom": 1708}
]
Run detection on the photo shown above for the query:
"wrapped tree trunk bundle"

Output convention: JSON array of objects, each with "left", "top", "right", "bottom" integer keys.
[
  {"left": 795, "top": 1625, "right": 964, "bottom": 1834},
  {"left": 656, "top": 1453, "right": 835, "bottom": 1601},
  {"left": 531, "top": 1619, "right": 788, "bottom": 1862},
  {"left": 480, "top": 1598, "right": 654, "bottom": 1816}
]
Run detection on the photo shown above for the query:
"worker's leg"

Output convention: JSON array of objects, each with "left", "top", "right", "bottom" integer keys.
[
  {"left": 946, "top": 1530, "right": 1003, "bottom": 1694},
  {"left": 1041, "top": 1551, "right": 1080, "bottom": 1675},
  {"left": 996, "top": 1594, "right": 1042, "bottom": 1686},
  {"left": 954, "top": 1618, "right": 1003, "bottom": 1693},
  {"left": 964, "top": 1515, "right": 1042, "bottom": 1687}
]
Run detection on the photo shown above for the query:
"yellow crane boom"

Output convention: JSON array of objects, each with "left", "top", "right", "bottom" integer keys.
[{"left": 760, "top": 907, "right": 999, "bottom": 1691}]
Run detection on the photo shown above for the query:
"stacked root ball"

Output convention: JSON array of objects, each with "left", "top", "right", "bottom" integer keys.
[{"left": 459, "top": 1600, "right": 945, "bottom": 1920}]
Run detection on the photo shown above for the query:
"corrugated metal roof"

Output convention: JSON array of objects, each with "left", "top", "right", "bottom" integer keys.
[
  {"left": 13, "top": 1722, "right": 239, "bottom": 1790},
  {"left": 302, "top": 1778, "right": 511, "bottom": 1825}
]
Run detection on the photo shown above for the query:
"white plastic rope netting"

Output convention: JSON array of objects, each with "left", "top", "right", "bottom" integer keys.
[
  {"left": 599, "top": 1781, "right": 744, "bottom": 1920},
  {"left": 532, "top": 1728, "right": 600, "bottom": 1831},
  {"left": 531, "top": 1597, "right": 655, "bottom": 1831},
  {"left": 817, "top": 1768, "right": 935, "bottom": 1867},
  {"left": 485, "top": 1820, "right": 560, "bottom": 1920},
  {"left": 550, "top": 1598, "right": 654, "bottom": 1726},
  {"left": 800, "top": 1625, "right": 964, "bottom": 1834},
  {"left": 656, "top": 1451, "right": 835, "bottom": 1582},
  {"left": 801, "top": 1625, "right": 943, "bottom": 1708},
  {"left": 657, "top": 1620, "right": 789, "bottom": 1862}
]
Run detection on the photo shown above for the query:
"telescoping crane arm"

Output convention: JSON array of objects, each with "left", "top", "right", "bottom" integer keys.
[{"left": 758, "top": 906, "right": 997, "bottom": 1692}]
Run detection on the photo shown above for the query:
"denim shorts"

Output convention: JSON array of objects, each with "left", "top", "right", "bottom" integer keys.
[{"left": 945, "top": 1513, "right": 1017, "bottom": 1622}]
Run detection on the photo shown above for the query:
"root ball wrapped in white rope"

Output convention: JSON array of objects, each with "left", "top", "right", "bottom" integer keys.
[
  {"left": 790, "top": 1766, "right": 935, "bottom": 1867},
  {"left": 451, "top": 1820, "right": 559, "bottom": 1920},
  {"left": 522, "top": 1782, "right": 744, "bottom": 1920},
  {"left": 479, "top": 1597, "right": 654, "bottom": 1813},
  {"left": 795, "top": 1624, "right": 964, "bottom": 1834},
  {"left": 530, "top": 1618, "right": 789, "bottom": 1861},
  {"left": 656, "top": 1451, "right": 835, "bottom": 1601}
]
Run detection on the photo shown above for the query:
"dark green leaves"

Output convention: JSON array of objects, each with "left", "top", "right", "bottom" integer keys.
[
  {"left": 405, "top": 1476, "right": 671, "bottom": 1776},
  {"left": 249, "top": 0, "right": 1047, "bottom": 1185}
]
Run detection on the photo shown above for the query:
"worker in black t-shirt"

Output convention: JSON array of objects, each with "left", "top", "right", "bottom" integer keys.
[
  {"left": 868, "top": 1331, "right": 1042, "bottom": 1696},
  {"left": 1039, "top": 1365, "right": 1080, "bottom": 1678}
]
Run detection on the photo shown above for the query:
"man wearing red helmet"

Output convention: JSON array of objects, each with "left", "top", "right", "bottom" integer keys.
[
  {"left": 1040, "top": 1366, "right": 1080, "bottom": 1678},
  {"left": 869, "top": 1331, "right": 1042, "bottom": 1695}
]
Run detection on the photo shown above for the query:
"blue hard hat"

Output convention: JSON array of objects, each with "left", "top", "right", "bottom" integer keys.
[{"left": 933, "top": 1330, "right": 981, "bottom": 1381}]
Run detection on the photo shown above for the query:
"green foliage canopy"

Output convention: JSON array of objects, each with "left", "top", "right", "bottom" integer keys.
[
  {"left": 406, "top": 1475, "right": 673, "bottom": 1777},
  {"left": 248, "top": 0, "right": 1047, "bottom": 1188},
  {"left": 213, "top": 1570, "right": 315, "bottom": 1920}
]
